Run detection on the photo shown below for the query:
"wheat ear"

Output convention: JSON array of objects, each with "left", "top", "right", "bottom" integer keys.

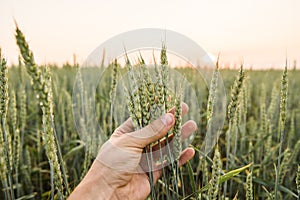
[
  {"left": 15, "top": 25, "right": 68, "bottom": 197},
  {"left": 0, "top": 48, "right": 14, "bottom": 200}
]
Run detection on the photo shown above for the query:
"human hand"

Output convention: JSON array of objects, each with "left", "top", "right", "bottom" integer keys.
[{"left": 68, "top": 103, "right": 197, "bottom": 200}]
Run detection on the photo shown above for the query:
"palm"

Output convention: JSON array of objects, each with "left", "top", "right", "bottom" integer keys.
[
  {"left": 106, "top": 104, "right": 195, "bottom": 200},
  {"left": 113, "top": 173, "right": 151, "bottom": 200},
  {"left": 69, "top": 103, "right": 196, "bottom": 200}
]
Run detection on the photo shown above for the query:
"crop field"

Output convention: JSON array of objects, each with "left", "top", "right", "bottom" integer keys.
[{"left": 0, "top": 27, "right": 299, "bottom": 200}]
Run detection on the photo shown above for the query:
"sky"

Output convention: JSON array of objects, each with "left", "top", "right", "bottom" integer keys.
[{"left": 0, "top": 0, "right": 299, "bottom": 69}]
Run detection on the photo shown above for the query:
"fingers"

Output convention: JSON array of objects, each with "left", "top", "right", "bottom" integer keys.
[
  {"left": 114, "top": 118, "right": 134, "bottom": 134},
  {"left": 152, "top": 147, "right": 195, "bottom": 184},
  {"left": 153, "top": 169, "right": 162, "bottom": 184},
  {"left": 178, "top": 147, "right": 195, "bottom": 167},
  {"left": 168, "top": 102, "right": 189, "bottom": 116},
  {"left": 151, "top": 120, "right": 197, "bottom": 152},
  {"left": 180, "top": 120, "right": 197, "bottom": 141},
  {"left": 127, "top": 113, "right": 175, "bottom": 148},
  {"left": 114, "top": 102, "right": 189, "bottom": 136}
]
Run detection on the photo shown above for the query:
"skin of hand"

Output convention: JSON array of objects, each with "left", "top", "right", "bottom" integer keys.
[{"left": 68, "top": 103, "right": 197, "bottom": 200}]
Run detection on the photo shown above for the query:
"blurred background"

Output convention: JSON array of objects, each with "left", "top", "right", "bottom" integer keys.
[{"left": 0, "top": 0, "right": 299, "bottom": 69}]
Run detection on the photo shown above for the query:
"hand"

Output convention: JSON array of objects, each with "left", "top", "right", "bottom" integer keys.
[{"left": 68, "top": 103, "right": 197, "bottom": 200}]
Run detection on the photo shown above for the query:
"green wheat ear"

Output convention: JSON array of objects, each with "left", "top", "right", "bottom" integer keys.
[
  {"left": 160, "top": 44, "right": 170, "bottom": 112},
  {"left": 10, "top": 90, "right": 21, "bottom": 196},
  {"left": 227, "top": 65, "right": 245, "bottom": 123},
  {"left": 207, "top": 56, "right": 219, "bottom": 125},
  {"left": 0, "top": 49, "right": 8, "bottom": 119},
  {"left": 279, "top": 64, "right": 288, "bottom": 132},
  {"left": 15, "top": 25, "right": 69, "bottom": 197},
  {"left": 224, "top": 64, "right": 245, "bottom": 196},
  {"left": 296, "top": 165, "right": 300, "bottom": 197},
  {"left": 0, "top": 48, "right": 15, "bottom": 199},
  {"left": 275, "top": 64, "right": 288, "bottom": 199},
  {"left": 246, "top": 172, "right": 253, "bottom": 200},
  {"left": 173, "top": 93, "right": 182, "bottom": 160},
  {"left": 279, "top": 148, "right": 291, "bottom": 184},
  {"left": 208, "top": 145, "right": 222, "bottom": 200},
  {"left": 109, "top": 59, "right": 119, "bottom": 133}
]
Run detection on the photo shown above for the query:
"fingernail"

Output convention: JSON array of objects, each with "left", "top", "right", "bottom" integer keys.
[
  {"left": 189, "top": 121, "right": 197, "bottom": 130},
  {"left": 161, "top": 114, "right": 173, "bottom": 126}
]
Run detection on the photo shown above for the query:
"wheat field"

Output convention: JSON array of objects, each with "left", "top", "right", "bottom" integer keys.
[{"left": 0, "top": 26, "right": 299, "bottom": 200}]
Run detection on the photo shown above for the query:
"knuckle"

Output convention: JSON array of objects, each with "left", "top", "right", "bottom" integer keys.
[{"left": 148, "top": 121, "right": 162, "bottom": 135}]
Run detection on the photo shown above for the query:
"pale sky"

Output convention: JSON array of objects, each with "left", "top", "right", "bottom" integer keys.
[{"left": 0, "top": 0, "right": 299, "bottom": 69}]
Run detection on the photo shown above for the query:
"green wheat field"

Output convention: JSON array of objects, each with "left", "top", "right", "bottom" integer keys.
[{"left": 0, "top": 26, "right": 299, "bottom": 200}]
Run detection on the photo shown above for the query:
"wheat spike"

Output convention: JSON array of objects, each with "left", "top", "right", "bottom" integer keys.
[
  {"left": 227, "top": 65, "right": 245, "bottom": 123},
  {"left": 275, "top": 64, "right": 288, "bottom": 199},
  {"left": 0, "top": 48, "right": 15, "bottom": 200},
  {"left": 225, "top": 65, "right": 245, "bottom": 196},
  {"left": 279, "top": 148, "right": 291, "bottom": 184},
  {"left": 15, "top": 25, "right": 68, "bottom": 197},
  {"left": 296, "top": 165, "right": 300, "bottom": 197},
  {"left": 208, "top": 146, "right": 222, "bottom": 200},
  {"left": 173, "top": 93, "right": 182, "bottom": 160},
  {"left": 246, "top": 172, "right": 253, "bottom": 200},
  {"left": 207, "top": 58, "right": 219, "bottom": 125}
]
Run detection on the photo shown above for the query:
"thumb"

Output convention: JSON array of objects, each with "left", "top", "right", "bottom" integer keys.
[{"left": 127, "top": 113, "right": 174, "bottom": 148}]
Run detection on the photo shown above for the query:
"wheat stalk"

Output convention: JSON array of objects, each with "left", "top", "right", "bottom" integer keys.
[
  {"left": 124, "top": 55, "right": 157, "bottom": 199},
  {"left": 0, "top": 48, "right": 14, "bottom": 200},
  {"left": 124, "top": 47, "right": 185, "bottom": 199},
  {"left": 15, "top": 25, "right": 69, "bottom": 197},
  {"left": 173, "top": 93, "right": 182, "bottom": 161},
  {"left": 296, "top": 165, "right": 300, "bottom": 198},
  {"left": 275, "top": 64, "right": 288, "bottom": 199},
  {"left": 288, "top": 111, "right": 295, "bottom": 147},
  {"left": 208, "top": 145, "right": 222, "bottom": 200},
  {"left": 246, "top": 172, "right": 253, "bottom": 200},
  {"left": 278, "top": 148, "right": 291, "bottom": 184},
  {"left": 109, "top": 59, "right": 119, "bottom": 134},
  {"left": 160, "top": 44, "right": 170, "bottom": 112},
  {"left": 207, "top": 57, "right": 219, "bottom": 125},
  {"left": 10, "top": 91, "right": 21, "bottom": 197},
  {"left": 227, "top": 65, "right": 245, "bottom": 124},
  {"left": 19, "top": 87, "right": 26, "bottom": 150},
  {"left": 0, "top": 124, "right": 9, "bottom": 199},
  {"left": 239, "top": 85, "right": 248, "bottom": 153},
  {"left": 224, "top": 64, "right": 245, "bottom": 197}
]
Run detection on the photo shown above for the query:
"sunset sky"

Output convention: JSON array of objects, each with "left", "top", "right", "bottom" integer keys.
[{"left": 0, "top": 0, "right": 299, "bottom": 69}]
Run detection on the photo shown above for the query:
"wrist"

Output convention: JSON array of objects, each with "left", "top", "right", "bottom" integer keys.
[{"left": 69, "top": 161, "right": 117, "bottom": 200}]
